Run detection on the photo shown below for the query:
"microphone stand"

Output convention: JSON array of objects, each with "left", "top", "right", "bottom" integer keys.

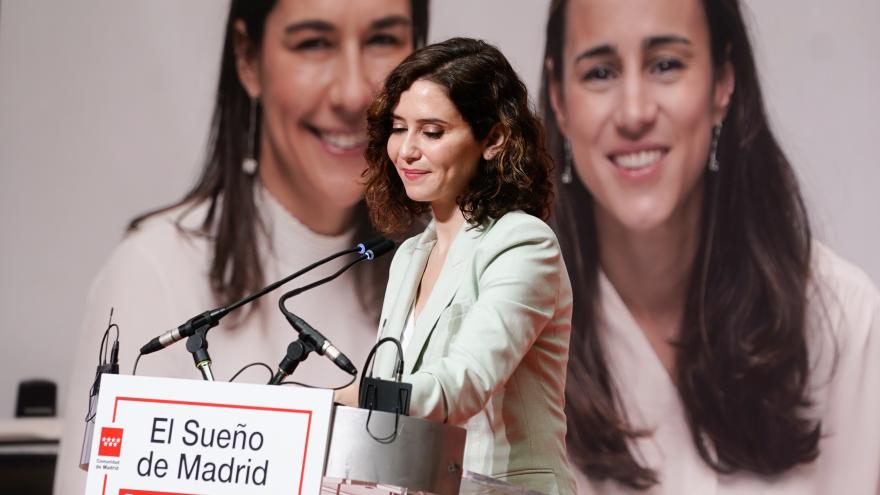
[
  {"left": 186, "top": 326, "right": 215, "bottom": 381},
  {"left": 268, "top": 339, "right": 316, "bottom": 385}
]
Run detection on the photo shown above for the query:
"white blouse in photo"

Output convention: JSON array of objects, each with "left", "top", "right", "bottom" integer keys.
[{"left": 575, "top": 243, "right": 880, "bottom": 494}]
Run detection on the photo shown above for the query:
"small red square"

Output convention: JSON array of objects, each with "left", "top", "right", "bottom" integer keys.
[{"left": 98, "top": 427, "right": 124, "bottom": 457}]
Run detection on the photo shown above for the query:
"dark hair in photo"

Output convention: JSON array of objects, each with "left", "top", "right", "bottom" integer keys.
[
  {"left": 129, "top": 0, "right": 429, "bottom": 315},
  {"left": 364, "top": 37, "right": 554, "bottom": 237},
  {"left": 541, "top": 0, "right": 818, "bottom": 488}
]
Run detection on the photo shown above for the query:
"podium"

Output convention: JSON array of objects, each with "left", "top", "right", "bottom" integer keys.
[
  {"left": 323, "top": 406, "right": 465, "bottom": 494},
  {"left": 81, "top": 375, "right": 546, "bottom": 495},
  {"left": 323, "top": 407, "right": 546, "bottom": 495}
]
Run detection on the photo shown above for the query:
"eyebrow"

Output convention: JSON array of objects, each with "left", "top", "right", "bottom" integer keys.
[
  {"left": 371, "top": 15, "right": 412, "bottom": 31},
  {"left": 391, "top": 115, "right": 450, "bottom": 126},
  {"left": 285, "top": 15, "right": 411, "bottom": 35},
  {"left": 573, "top": 43, "right": 615, "bottom": 65},
  {"left": 573, "top": 34, "right": 692, "bottom": 64},
  {"left": 285, "top": 20, "right": 334, "bottom": 35},
  {"left": 643, "top": 34, "right": 692, "bottom": 49}
]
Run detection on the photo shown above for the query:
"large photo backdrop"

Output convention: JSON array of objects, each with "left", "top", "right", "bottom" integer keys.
[{"left": 0, "top": 0, "right": 877, "bottom": 422}]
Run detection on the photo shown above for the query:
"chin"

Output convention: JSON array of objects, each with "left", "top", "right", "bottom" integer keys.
[
  {"left": 321, "top": 181, "right": 365, "bottom": 209},
  {"left": 614, "top": 206, "right": 673, "bottom": 233},
  {"left": 401, "top": 187, "right": 429, "bottom": 204}
]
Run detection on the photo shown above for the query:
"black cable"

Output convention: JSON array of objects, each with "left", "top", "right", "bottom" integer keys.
[
  {"left": 226, "top": 247, "right": 360, "bottom": 315},
  {"left": 99, "top": 324, "right": 119, "bottom": 365},
  {"left": 278, "top": 373, "right": 357, "bottom": 391},
  {"left": 132, "top": 352, "right": 143, "bottom": 376},
  {"left": 360, "top": 337, "right": 405, "bottom": 393},
  {"left": 98, "top": 308, "right": 119, "bottom": 365},
  {"left": 366, "top": 407, "right": 401, "bottom": 444},
  {"left": 278, "top": 255, "right": 367, "bottom": 315},
  {"left": 228, "top": 362, "right": 274, "bottom": 383}
]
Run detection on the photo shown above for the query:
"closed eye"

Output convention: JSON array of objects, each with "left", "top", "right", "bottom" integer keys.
[{"left": 423, "top": 130, "right": 443, "bottom": 139}]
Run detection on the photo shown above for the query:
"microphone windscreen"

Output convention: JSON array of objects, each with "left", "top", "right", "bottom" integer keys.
[
  {"left": 357, "top": 237, "right": 387, "bottom": 254},
  {"left": 370, "top": 239, "right": 396, "bottom": 258}
]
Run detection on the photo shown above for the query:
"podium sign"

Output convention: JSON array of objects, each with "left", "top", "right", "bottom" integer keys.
[{"left": 83, "top": 375, "right": 333, "bottom": 495}]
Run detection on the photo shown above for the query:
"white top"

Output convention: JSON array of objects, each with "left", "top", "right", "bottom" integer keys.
[
  {"left": 54, "top": 186, "right": 381, "bottom": 495},
  {"left": 400, "top": 303, "right": 416, "bottom": 353},
  {"left": 575, "top": 243, "right": 880, "bottom": 494}
]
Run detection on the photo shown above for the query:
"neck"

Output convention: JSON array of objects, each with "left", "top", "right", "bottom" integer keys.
[
  {"left": 595, "top": 201, "right": 702, "bottom": 334},
  {"left": 257, "top": 150, "right": 356, "bottom": 237},
  {"left": 430, "top": 200, "right": 466, "bottom": 250}
]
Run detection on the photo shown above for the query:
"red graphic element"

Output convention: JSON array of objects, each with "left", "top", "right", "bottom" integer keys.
[
  {"left": 112, "top": 396, "right": 314, "bottom": 495},
  {"left": 98, "top": 427, "right": 124, "bottom": 457},
  {"left": 118, "top": 490, "right": 197, "bottom": 495}
]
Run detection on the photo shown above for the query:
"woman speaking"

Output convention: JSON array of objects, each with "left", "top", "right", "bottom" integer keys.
[{"left": 359, "top": 37, "right": 576, "bottom": 494}]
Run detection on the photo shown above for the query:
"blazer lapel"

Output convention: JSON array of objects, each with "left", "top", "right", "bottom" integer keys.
[
  {"left": 372, "top": 224, "right": 436, "bottom": 378},
  {"left": 402, "top": 221, "right": 485, "bottom": 374}
]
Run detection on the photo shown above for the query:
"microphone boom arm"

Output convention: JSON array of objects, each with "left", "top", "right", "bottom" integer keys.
[{"left": 139, "top": 245, "right": 364, "bottom": 356}]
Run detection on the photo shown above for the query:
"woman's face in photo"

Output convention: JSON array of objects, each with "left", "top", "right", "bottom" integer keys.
[
  {"left": 238, "top": 0, "right": 414, "bottom": 211},
  {"left": 387, "top": 79, "right": 488, "bottom": 210},
  {"left": 550, "top": 0, "right": 733, "bottom": 233}
]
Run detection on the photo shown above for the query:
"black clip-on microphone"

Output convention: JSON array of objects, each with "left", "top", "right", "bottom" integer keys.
[
  {"left": 359, "top": 337, "right": 411, "bottom": 416},
  {"left": 357, "top": 337, "right": 411, "bottom": 444},
  {"left": 269, "top": 239, "right": 396, "bottom": 385},
  {"left": 138, "top": 238, "right": 389, "bottom": 380}
]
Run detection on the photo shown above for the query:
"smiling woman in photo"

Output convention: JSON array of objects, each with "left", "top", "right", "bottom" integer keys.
[
  {"left": 55, "top": 1, "right": 428, "bottom": 493},
  {"left": 541, "top": 0, "right": 880, "bottom": 492}
]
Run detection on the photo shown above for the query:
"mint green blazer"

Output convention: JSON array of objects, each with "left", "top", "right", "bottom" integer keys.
[{"left": 372, "top": 211, "right": 576, "bottom": 495}]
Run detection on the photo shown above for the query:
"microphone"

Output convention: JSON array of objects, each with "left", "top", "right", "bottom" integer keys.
[
  {"left": 139, "top": 308, "right": 227, "bottom": 355},
  {"left": 271, "top": 238, "right": 397, "bottom": 383},
  {"left": 364, "top": 238, "right": 395, "bottom": 260},
  {"left": 357, "top": 237, "right": 387, "bottom": 255},
  {"left": 138, "top": 238, "right": 388, "bottom": 355}
]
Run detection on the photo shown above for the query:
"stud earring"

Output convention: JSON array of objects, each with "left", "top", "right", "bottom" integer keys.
[
  {"left": 242, "top": 98, "right": 259, "bottom": 175},
  {"left": 561, "top": 139, "right": 573, "bottom": 184},
  {"left": 708, "top": 123, "right": 722, "bottom": 173}
]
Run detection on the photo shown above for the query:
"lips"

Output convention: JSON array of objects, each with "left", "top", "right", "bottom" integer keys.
[
  {"left": 401, "top": 168, "right": 429, "bottom": 181},
  {"left": 609, "top": 148, "right": 668, "bottom": 170},
  {"left": 305, "top": 124, "right": 368, "bottom": 154}
]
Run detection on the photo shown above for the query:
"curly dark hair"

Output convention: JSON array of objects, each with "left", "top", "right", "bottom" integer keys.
[{"left": 364, "top": 37, "right": 553, "bottom": 238}]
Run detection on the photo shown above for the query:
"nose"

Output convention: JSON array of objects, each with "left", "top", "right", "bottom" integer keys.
[
  {"left": 614, "top": 73, "right": 657, "bottom": 138},
  {"left": 397, "top": 131, "right": 421, "bottom": 164},
  {"left": 329, "top": 45, "right": 373, "bottom": 123}
]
